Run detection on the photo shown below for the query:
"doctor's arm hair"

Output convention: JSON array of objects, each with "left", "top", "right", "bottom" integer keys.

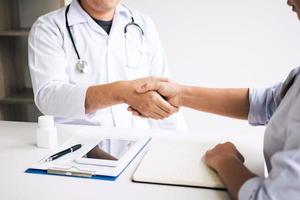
[
  {"left": 85, "top": 78, "right": 178, "bottom": 120},
  {"left": 85, "top": 82, "right": 124, "bottom": 113}
]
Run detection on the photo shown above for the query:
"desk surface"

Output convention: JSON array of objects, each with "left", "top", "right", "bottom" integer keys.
[{"left": 0, "top": 121, "right": 265, "bottom": 200}]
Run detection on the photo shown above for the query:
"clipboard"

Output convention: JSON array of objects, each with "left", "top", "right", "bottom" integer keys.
[
  {"left": 25, "top": 168, "right": 117, "bottom": 181},
  {"left": 26, "top": 134, "right": 151, "bottom": 181}
]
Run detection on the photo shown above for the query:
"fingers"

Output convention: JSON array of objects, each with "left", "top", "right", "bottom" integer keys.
[
  {"left": 135, "top": 103, "right": 169, "bottom": 120},
  {"left": 127, "top": 107, "right": 142, "bottom": 116},
  {"left": 136, "top": 76, "right": 170, "bottom": 93},
  {"left": 152, "top": 110, "right": 167, "bottom": 120},
  {"left": 222, "top": 142, "right": 244, "bottom": 163},
  {"left": 155, "top": 94, "right": 179, "bottom": 115},
  {"left": 150, "top": 76, "right": 170, "bottom": 82},
  {"left": 236, "top": 149, "right": 245, "bottom": 163},
  {"left": 136, "top": 82, "right": 161, "bottom": 94},
  {"left": 143, "top": 93, "right": 177, "bottom": 119},
  {"left": 203, "top": 142, "right": 245, "bottom": 170},
  {"left": 151, "top": 103, "right": 172, "bottom": 119},
  {"left": 128, "top": 106, "right": 162, "bottom": 119},
  {"left": 127, "top": 92, "right": 178, "bottom": 120}
]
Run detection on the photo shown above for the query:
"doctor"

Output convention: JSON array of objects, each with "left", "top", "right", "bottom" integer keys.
[
  {"left": 129, "top": 0, "right": 300, "bottom": 199},
  {"left": 28, "top": 0, "right": 187, "bottom": 130}
]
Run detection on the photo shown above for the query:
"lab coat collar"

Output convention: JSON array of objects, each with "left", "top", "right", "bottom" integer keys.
[
  {"left": 67, "top": 0, "right": 131, "bottom": 26},
  {"left": 67, "top": 0, "right": 88, "bottom": 26}
]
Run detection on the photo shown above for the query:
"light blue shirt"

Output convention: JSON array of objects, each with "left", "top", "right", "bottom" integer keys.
[{"left": 239, "top": 67, "right": 300, "bottom": 200}]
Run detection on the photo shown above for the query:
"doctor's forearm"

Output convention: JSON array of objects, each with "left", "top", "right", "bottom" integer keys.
[
  {"left": 179, "top": 86, "right": 250, "bottom": 120},
  {"left": 85, "top": 82, "right": 124, "bottom": 113},
  {"left": 85, "top": 79, "right": 178, "bottom": 119}
]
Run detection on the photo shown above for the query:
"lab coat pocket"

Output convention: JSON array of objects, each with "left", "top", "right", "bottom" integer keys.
[{"left": 125, "top": 43, "right": 152, "bottom": 79}]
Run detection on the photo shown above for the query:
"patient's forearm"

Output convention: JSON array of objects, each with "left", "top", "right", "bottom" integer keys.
[
  {"left": 180, "top": 86, "right": 250, "bottom": 120},
  {"left": 214, "top": 155, "right": 257, "bottom": 200}
]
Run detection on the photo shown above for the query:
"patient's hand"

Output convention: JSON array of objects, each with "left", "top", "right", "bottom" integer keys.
[
  {"left": 137, "top": 78, "right": 181, "bottom": 107},
  {"left": 121, "top": 77, "right": 179, "bottom": 120},
  {"left": 127, "top": 77, "right": 182, "bottom": 117},
  {"left": 203, "top": 142, "right": 245, "bottom": 171}
]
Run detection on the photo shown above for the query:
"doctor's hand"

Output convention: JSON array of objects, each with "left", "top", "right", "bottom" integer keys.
[
  {"left": 120, "top": 77, "right": 179, "bottom": 120},
  {"left": 127, "top": 77, "right": 182, "bottom": 117},
  {"left": 137, "top": 78, "right": 182, "bottom": 107}
]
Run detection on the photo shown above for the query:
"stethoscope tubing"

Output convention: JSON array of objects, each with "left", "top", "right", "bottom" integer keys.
[
  {"left": 65, "top": 4, "right": 145, "bottom": 73},
  {"left": 65, "top": 4, "right": 144, "bottom": 60},
  {"left": 65, "top": 5, "right": 81, "bottom": 60}
]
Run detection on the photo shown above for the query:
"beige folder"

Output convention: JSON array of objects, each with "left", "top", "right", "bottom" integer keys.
[{"left": 133, "top": 139, "right": 225, "bottom": 189}]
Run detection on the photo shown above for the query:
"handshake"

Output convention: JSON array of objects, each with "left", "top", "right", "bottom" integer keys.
[{"left": 121, "top": 77, "right": 182, "bottom": 120}]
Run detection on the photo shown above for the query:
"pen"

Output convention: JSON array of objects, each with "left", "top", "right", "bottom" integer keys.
[{"left": 45, "top": 144, "right": 82, "bottom": 162}]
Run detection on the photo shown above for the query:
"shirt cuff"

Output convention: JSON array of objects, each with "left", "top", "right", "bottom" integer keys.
[
  {"left": 238, "top": 177, "right": 264, "bottom": 200},
  {"left": 247, "top": 88, "right": 267, "bottom": 126},
  {"left": 248, "top": 88, "right": 258, "bottom": 125}
]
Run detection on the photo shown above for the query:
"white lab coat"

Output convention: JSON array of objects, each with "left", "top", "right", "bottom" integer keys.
[{"left": 28, "top": 0, "right": 187, "bottom": 130}]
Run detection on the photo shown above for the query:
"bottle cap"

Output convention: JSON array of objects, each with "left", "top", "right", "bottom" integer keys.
[{"left": 38, "top": 115, "right": 55, "bottom": 128}]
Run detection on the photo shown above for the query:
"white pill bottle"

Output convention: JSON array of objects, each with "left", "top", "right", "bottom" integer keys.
[{"left": 36, "top": 115, "right": 58, "bottom": 148}]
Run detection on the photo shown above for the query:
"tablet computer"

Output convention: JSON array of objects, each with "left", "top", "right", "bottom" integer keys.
[{"left": 75, "top": 136, "right": 150, "bottom": 167}]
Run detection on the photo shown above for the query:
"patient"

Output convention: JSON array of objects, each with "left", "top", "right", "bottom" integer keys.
[{"left": 128, "top": 1, "right": 300, "bottom": 199}]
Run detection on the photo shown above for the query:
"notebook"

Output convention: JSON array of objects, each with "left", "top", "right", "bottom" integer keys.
[{"left": 132, "top": 139, "right": 225, "bottom": 189}]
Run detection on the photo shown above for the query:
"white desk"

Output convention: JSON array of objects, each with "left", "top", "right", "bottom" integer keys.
[{"left": 0, "top": 121, "right": 264, "bottom": 200}]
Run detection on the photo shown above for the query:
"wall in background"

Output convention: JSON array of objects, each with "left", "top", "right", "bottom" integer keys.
[
  {"left": 18, "top": 0, "right": 66, "bottom": 88},
  {"left": 123, "top": 0, "right": 300, "bottom": 134},
  {"left": 18, "top": 0, "right": 61, "bottom": 28},
  {"left": 14, "top": 0, "right": 300, "bottom": 134}
]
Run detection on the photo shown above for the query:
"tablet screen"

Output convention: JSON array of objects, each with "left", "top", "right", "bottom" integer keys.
[{"left": 83, "top": 139, "right": 136, "bottom": 161}]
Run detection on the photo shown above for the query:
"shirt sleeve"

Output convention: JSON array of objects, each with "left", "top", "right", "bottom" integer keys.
[
  {"left": 248, "top": 67, "right": 300, "bottom": 126},
  {"left": 142, "top": 16, "right": 188, "bottom": 131},
  {"left": 248, "top": 83, "right": 283, "bottom": 126},
  {"left": 28, "top": 18, "right": 89, "bottom": 119},
  {"left": 239, "top": 149, "right": 300, "bottom": 200}
]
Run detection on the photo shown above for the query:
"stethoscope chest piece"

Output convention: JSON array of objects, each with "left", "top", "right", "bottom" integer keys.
[{"left": 76, "top": 59, "right": 88, "bottom": 73}]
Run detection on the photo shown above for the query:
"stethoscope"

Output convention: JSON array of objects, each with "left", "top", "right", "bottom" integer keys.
[{"left": 65, "top": 4, "right": 145, "bottom": 73}]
